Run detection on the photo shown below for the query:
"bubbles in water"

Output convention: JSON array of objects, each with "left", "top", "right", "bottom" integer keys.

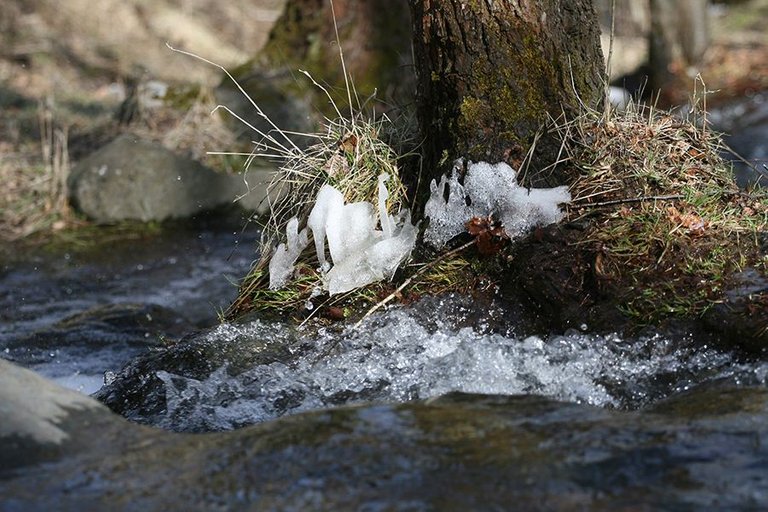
[{"left": 152, "top": 297, "right": 742, "bottom": 432}]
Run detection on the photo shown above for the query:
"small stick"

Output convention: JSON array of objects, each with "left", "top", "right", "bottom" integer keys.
[
  {"left": 573, "top": 194, "right": 684, "bottom": 209},
  {"left": 354, "top": 239, "right": 477, "bottom": 328},
  {"left": 604, "top": 0, "right": 617, "bottom": 115}
]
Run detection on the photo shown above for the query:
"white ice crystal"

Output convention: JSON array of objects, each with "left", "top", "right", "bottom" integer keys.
[
  {"left": 326, "top": 201, "right": 378, "bottom": 265},
  {"left": 326, "top": 211, "right": 418, "bottom": 295},
  {"left": 268, "top": 217, "right": 309, "bottom": 289},
  {"left": 307, "top": 185, "right": 343, "bottom": 271},
  {"left": 271, "top": 173, "right": 417, "bottom": 295},
  {"left": 424, "top": 160, "right": 571, "bottom": 248}
]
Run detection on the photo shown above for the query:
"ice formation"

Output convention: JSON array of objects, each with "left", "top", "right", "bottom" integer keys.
[
  {"left": 268, "top": 217, "right": 309, "bottom": 289},
  {"left": 270, "top": 174, "right": 417, "bottom": 295},
  {"left": 325, "top": 211, "right": 417, "bottom": 295},
  {"left": 424, "top": 160, "right": 571, "bottom": 248},
  {"left": 306, "top": 185, "right": 342, "bottom": 271}
]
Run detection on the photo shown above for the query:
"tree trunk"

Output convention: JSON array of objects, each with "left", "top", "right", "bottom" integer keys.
[
  {"left": 409, "top": 0, "right": 605, "bottom": 188},
  {"left": 219, "top": 0, "right": 413, "bottom": 137},
  {"left": 649, "top": 0, "right": 710, "bottom": 96}
]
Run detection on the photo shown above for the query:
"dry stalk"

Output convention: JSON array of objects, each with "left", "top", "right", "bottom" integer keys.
[{"left": 38, "top": 98, "right": 70, "bottom": 217}]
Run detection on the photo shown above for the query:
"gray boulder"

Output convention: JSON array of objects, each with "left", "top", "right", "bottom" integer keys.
[
  {"left": 3, "top": 357, "right": 768, "bottom": 510},
  {"left": 68, "top": 134, "right": 274, "bottom": 222}
]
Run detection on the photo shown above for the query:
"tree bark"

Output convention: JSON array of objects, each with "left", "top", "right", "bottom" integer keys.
[
  {"left": 218, "top": 0, "right": 413, "bottom": 139},
  {"left": 409, "top": 0, "right": 605, "bottom": 188}
]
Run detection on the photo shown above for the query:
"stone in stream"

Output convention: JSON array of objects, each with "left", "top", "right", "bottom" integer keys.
[
  {"left": 67, "top": 134, "right": 274, "bottom": 222},
  {"left": 93, "top": 317, "right": 301, "bottom": 429},
  {"left": 3, "top": 359, "right": 768, "bottom": 510},
  {"left": 703, "top": 267, "right": 768, "bottom": 354}
]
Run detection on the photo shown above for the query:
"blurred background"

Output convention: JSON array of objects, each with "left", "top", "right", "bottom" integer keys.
[{"left": 0, "top": 0, "right": 765, "bottom": 240}]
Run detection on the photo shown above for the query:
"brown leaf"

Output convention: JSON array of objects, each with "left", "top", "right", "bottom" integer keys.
[
  {"left": 466, "top": 216, "right": 509, "bottom": 255},
  {"left": 324, "top": 306, "right": 346, "bottom": 321},
  {"left": 324, "top": 153, "right": 349, "bottom": 178},
  {"left": 466, "top": 216, "right": 489, "bottom": 236},
  {"left": 667, "top": 206, "right": 707, "bottom": 236},
  {"left": 339, "top": 133, "right": 358, "bottom": 154}
]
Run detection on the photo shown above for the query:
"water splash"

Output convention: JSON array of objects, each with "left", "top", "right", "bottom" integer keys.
[{"left": 153, "top": 297, "right": 755, "bottom": 432}]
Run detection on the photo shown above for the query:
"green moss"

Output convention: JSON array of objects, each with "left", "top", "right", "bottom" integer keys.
[
  {"left": 566, "top": 106, "right": 768, "bottom": 325},
  {"left": 163, "top": 84, "right": 203, "bottom": 110},
  {"left": 449, "top": 19, "right": 581, "bottom": 165}
]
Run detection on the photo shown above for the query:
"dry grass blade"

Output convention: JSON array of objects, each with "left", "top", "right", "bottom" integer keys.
[{"left": 558, "top": 95, "right": 768, "bottom": 322}]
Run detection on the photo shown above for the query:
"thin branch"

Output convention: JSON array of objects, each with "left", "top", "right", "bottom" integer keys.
[
  {"left": 354, "top": 239, "right": 477, "bottom": 328},
  {"left": 573, "top": 194, "right": 684, "bottom": 208},
  {"left": 166, "top": 43, "right": 302, "bottom": 153},
  {"left": 722, "top": 142, "right": 768, "bottom": 182},
  {"left": 329, "top": 0, "right": 354, "bottom": 120},
  {"left": 604, "top": 0, "right": 616, "bottom": 114}
]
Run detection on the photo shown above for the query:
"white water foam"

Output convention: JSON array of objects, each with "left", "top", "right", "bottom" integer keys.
[{"left": 152, "top": 297, "right": 748, "bottom": 432}]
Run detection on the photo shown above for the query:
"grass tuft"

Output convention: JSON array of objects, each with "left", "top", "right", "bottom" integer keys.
[
  {"left": 559, "top": 97, "right": 768, "bottom": 323},
  {"left": 221, "top": 86, "right": 414, "bottom": 320}
]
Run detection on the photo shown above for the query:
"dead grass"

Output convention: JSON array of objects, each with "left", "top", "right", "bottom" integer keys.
[
  {"left": 559, "top": 98, "right": 768, "bottom": 322},
  {"left": 223, "top": 109, "right": 415, "bottom": 320},
  {"left": 0, "top": 100, "right": 76, "bottom": 241}
]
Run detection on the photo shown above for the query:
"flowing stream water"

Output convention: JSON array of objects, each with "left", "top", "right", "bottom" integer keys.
[
  {"left": 0, "top": 213, "right": 259, "bottom": 394},
  {"left": 1, "top": 96, "right": 768, "bottom": 508},
  {"left": 147, "top": 299, "right": 768, "bottom": 432}
]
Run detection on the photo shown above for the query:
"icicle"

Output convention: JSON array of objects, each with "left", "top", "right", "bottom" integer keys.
[
  {"left": 307, "top": 185, "right": 344, "bottom": 269},
  {"left": 378, "top": 173, "right": 392, "bottom": 238},
  {"left": 269, "top": 217, "right": 309, "bottom": 289}
]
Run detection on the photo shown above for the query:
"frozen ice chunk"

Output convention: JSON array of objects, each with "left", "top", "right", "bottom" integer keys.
[
  {"left": 500, "top": 186, "right": 571, "bottom": 238},
  {"left": 326, "top": 201, "right": 379, "bottom": 265},
  {"left": 463, "top": 160, "right": 517, "bottom": 213},
  {"left": 307, "top": 185, "right": 344, "bottom": 269},
  {"left": 424, "top": 160, "right": 571, "bottom": 249},
  {"left": 269, "top": 217, "right": 309, "bottom": 289},
  {"left": 423, "top": 172, "right": 471, "bottom": 248},
  {"left": 326, "top": 212, "right": 418, "bottom": 295},
  {"left": 298, "top": 174, "right": 417, "bottom": 295},
  {"left": 367, "top": 211, "right": 418, "bottom": 277}
]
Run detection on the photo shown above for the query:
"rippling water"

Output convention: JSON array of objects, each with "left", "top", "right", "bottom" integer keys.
[
  {"left": 0, "top": 214, "right": 259, "bottom": 394},
  {"left": 142, "top": 294, "right": 765, "bottom": 432}
]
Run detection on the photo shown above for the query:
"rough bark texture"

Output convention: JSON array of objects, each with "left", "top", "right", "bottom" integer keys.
[
  {"left": 219, "top": 0, "right": 413, "bottom": 136},
  {"left": 410, "top": 0, "right": 605, "bottom": 188}
]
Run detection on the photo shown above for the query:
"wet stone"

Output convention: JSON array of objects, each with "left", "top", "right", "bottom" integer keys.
[
  {"left": 4, "top": 359, "right": 768, "bottom": 511},
  {"left": 703, "top": 267, "right": 768, "bottom": 354}
]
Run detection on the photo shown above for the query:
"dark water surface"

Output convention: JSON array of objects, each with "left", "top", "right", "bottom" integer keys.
[{"left": 0, "top": 212, "right": 260, "bottom": 393}]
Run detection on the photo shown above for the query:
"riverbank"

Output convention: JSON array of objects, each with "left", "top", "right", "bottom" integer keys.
[{"left": 1, "top": 0, "right": 767, "bottom": 241}]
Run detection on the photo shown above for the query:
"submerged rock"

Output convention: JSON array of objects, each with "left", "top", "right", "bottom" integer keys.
[
  {"left": 4, "top": 358, "right": 768, "bottom": 511},
  {"left": 94, "top": 318, "right": 300, "bottom": 428},
  {"left": 704, "top": 268, "right": 768, "bottom": 354}
]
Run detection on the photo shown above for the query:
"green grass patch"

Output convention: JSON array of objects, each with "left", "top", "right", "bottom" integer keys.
[{"left": 562, "top": 102, "right": 768, "bottom": 323}]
